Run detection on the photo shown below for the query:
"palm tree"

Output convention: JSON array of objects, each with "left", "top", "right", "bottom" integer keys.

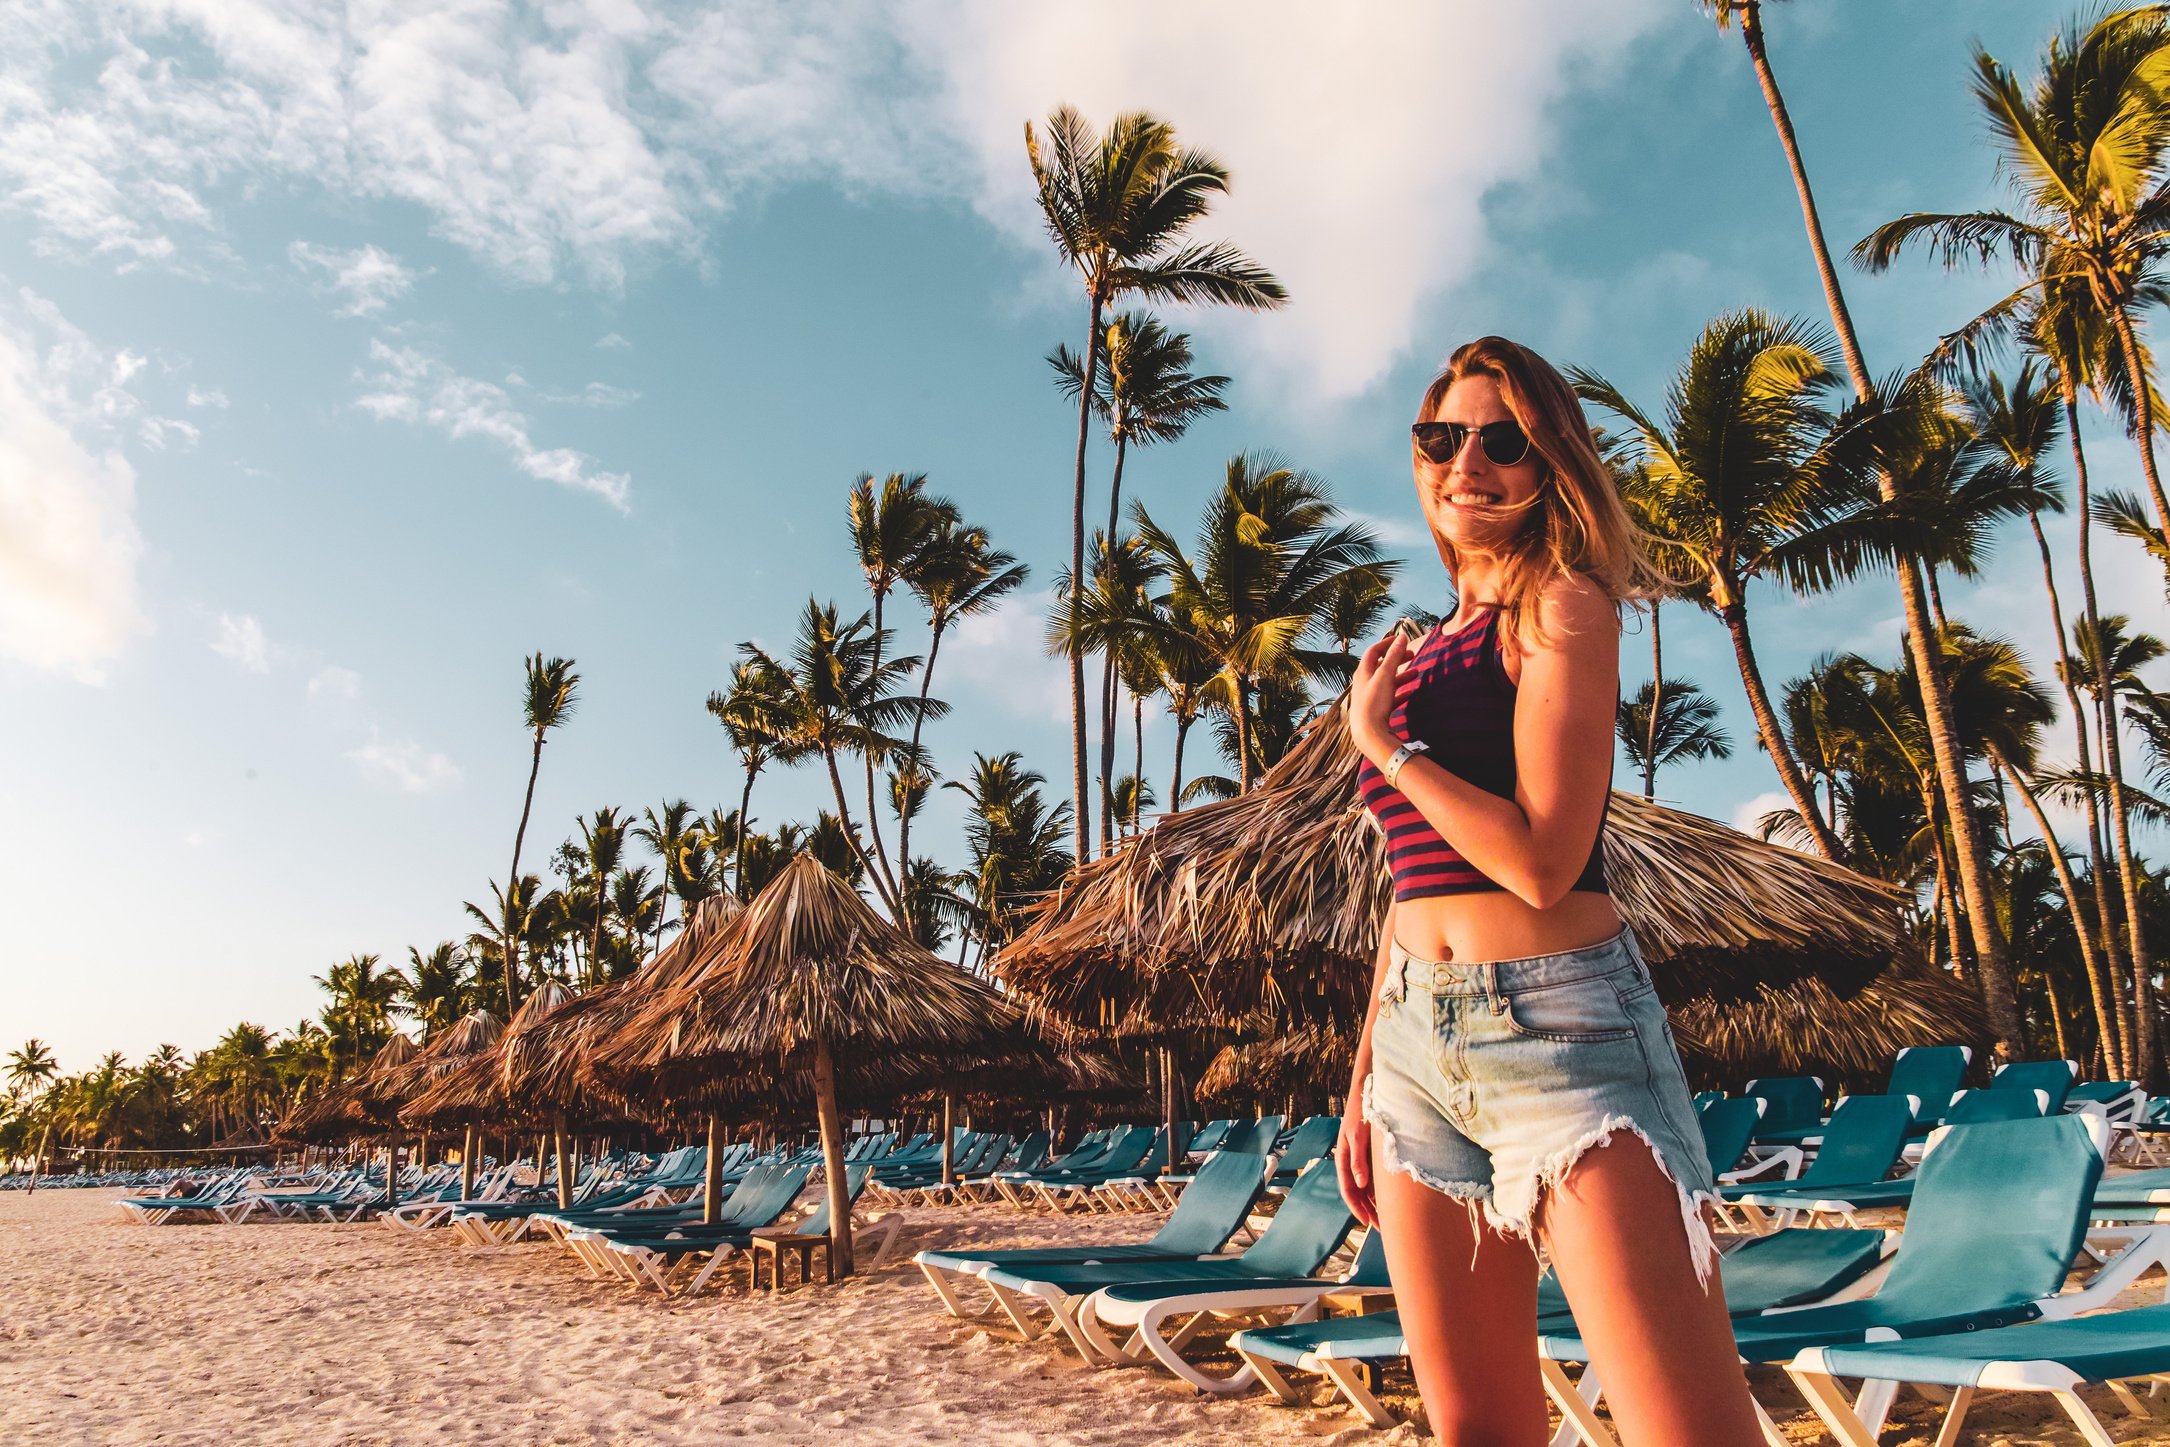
[
  {"left": 633, "top": 800, "right": 700, "bottom": 956},
  {"left": 1027, "top": 105, "right": 1287, "bottom": 861},
  {"left": 946, "top": 752, "right": 1076, "bottom": 963},
  {"left": 1572, "top": 312, "right": 1865, "bottom": 860},
  {"left": 604, "top": 866, "right": 663, "bottom": 979},
  {"left": 1617, "top": 679, "right": 1733, "bottom": 795},
  {"left": 502, "top": 654, "right": 578, "bottom": 1015},
  {"left": 708, "top": 657, "right": 808, "bottom": 899},
  {"left": 1712, "top": 0, "right": 2036, "bottom": 1058},
  {"left": 1050, "top": 529, "right": 1163, "bottom": 848},
  {"left": 576, "top": 807, "right": 626, "bottom": 988},
  {"left": 1134, "top": 453, "right": 1391, "bottom": 791},
  {"left": 1051, "top": 311, "right": 1232, "bottom": 546},
  {"left": 465, "top": 874, "right": 540, "bottom": 1010},
  {"left": 895, "top": 518, "right": 1027, "bottom": 895},
  {"left": 312, "top": 953, "right": 406, "bottom": 1082},
  {"left": 5, "top": 1040, "right": 56, "bottom": 1101},
  {"left": 742, "top": 600, "right": 934, "bottom": 916},
  {"left": 403, "top": 944, "right": 471, "bottom": 1041},
  {"left": 848, "top": 472, "right": 959, "bottom": 899},
  {"left": 1146, "top": 613, "right": 1219, "bottom": 813}
]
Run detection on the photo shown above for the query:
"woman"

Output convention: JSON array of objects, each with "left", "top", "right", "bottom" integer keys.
[{"left": 1337, "top": 336, "right": 1762, "bottom": 1444}]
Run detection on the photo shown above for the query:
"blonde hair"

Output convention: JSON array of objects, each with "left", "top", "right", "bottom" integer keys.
[{"left": 1418, "top": 336, "right": 1664, "bottom": 634}]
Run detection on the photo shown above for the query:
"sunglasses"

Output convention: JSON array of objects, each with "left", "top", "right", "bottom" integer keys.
[{"left": 1411, "top": 419, "right": 1533, "bottom": 467}]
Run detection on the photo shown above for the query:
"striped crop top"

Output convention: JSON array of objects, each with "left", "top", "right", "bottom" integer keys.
[{"left": 1356, "top": 607, "right": 1610, "bottom": 902}]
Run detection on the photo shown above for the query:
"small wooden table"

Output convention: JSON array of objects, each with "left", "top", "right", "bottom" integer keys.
[{"left": 750, "top": 1229, "right": 834, "bottom": 1292}]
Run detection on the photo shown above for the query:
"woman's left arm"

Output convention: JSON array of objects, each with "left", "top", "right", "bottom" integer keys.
[{"left": 1350, "top": 579, "right": 1617, "bottom": 908}]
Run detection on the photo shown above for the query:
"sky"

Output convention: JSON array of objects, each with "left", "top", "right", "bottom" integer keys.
[{"left": 4, "top": 0, "right": 2166, "bottom": 1072}]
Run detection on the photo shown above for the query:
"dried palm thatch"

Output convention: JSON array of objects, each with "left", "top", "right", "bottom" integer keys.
[
  {"left": 275, "top": 1033, "right": 419, "bottom": 1144},
  {"left": 1196, "top": 1025, "right": 1353, "bottom": 1111},
  {"left": 1672, "top": 964, "right": 1988, "bottom": 1088},
  {"left": 603, "top": 855, "right": 1019, "bottom": 1274},
  {"left": 402, "top": 981, "right": 576, "bottom": 1130},
  {"left": 997, "top": 702, "right": 1909, "bottom": 1039}
]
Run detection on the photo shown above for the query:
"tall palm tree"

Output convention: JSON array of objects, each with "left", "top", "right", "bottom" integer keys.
[
  {"left": 311, "top": 953, "right": 406, "bottom": 1082},
  {"left": 1572, "top": 312, "right": 1867, "bottom": 860},
  {"left": 5, "top": 1040, "right": 56, "bottom": 1101},
  {"left": 946, "top": 751, "right": 1075, "bottom": 963},
  {"left": 465, "top": 874, "right": 540, "bottom": 1011},
  {"left": 896, "top": 520, "right": 1026, "bottom": 889},
  {"left": 1050, "top": 529, "right": 1163, "bottom": 848},
  {"left": 1050, "top": 311, "right": 1232, "bottom": 547},
  {"left": 708, "top": 657, "right": 808, "bottom": 899},
  {"left": 576, "top": 808, "right": 625, "bottom": 987},
  {"left": 1027, "top": 105, "right": 1287, "bottom": 861},
  {"left": 502, "top": 655, "right": 578, "bottom": 1016},
  {"left": 848, "top": 472, "right": 958, "bottom": 899},
  {"left": 633, "top": 800, "right": 700, "bottom": 956},
  {"left": 1617, "top": 679, "right": 1733, "bottom": 794},
  {"left": 742, "top": 600, "right": 934, "bottom": 916},
  {"left": 1146, "top": 612, "right": 1220, "bottom": 814},
  {"left": 402, "top": 944, "right": 471, "bottom": 1041},
  {"left": 1713, "top": 0, "right": 2035, "bottom": 1057},
  {"left": 1134, "top": 453, "right": 1390, "bottom": 791}
]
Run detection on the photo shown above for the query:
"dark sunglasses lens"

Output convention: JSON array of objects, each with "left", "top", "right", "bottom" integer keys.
[
  {"left": 1411, "top": 423, "right": 1458, "bottom": 463},
  {"left": 1480, "top": 422, "right": 1530, "bottom": 466}
]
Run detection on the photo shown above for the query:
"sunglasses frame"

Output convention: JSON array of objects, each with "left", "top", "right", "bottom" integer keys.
[{"left": 1411, "top": 419, "right": 1533, "bottom": 468}]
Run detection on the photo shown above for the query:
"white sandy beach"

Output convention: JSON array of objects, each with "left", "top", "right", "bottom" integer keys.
[{"left": 2, "top": 1188, "right": 2159, "bottom": 1446}]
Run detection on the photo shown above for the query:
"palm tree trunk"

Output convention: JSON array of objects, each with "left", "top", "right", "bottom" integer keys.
[
  {"left": 1644, "top": 601, "right": 1662, "bottom": 799},
  {"left": 1718, "top": 601, "right": 1846, "bottom": 859},
  {"left": 1235, "top": 675, "right": 1256, "bottom": 792},
  {"left": 1995, "top": 747, "right": 2125, "bottom": 1078},
  {"left": 504, "top": 731, "right": 545, "bottom": 1016},
  {"left": 2031, "top": 483, "right": 2131, "bottom": 1074},
  {"left": 820, "top": 748, "right": 897, "bottom": 912},
  {"left": 1171, "top": 714, "right": 1192, "bottom": 816},
  {"left": 1098, "top": 433, "right": 1134, "bottom": 850},
  {"left": 2070, "top": 389, "right": 2157, "bottom": 1080},
  {"left": 1736, "top": 0, "right": 2017, "bottom": 1054},
  {"left": 2043, "top": 965, "right": 2071, "bottom": 1066},
  {"left": 860, "top": 591, "right": 903, "bottom": 904},
  {"left": 1068, "top": 298, "right": 1106, "bottom": 865},
  {"left": 1133, "top": 689, "right": 1146, "bottom": 834},
  {"left": 1922, "top": 785, "right": 1970, "bottom": 979},
  {"left": 896, "top": 611, "right": 950, "bottom": 881},
  {"left": 2111, "top": 304, "right": 2170, "bottom": 544},
  {"left": 812, "top": 1038, "right": 854, "bottom": 1278},
  {"left": 735, "top": 764, "right": 759, "bottom": 900}
]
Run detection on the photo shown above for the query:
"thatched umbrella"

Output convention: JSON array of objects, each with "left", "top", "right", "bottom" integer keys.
[
  {"left": 1672, "top": 964, "right": 1987, "bottom": 1088},
  {"left": 1000, "top": 702, "right": 1909, "bottom": 1032},
  {"left": 381, "top": 1010, "right": 504, "bottom": 1198},
  {"left": 503, "top": 893, "right": 746, "bottom": 1212},
  {"left": 277, "top": 1032, "right": 419, "bottom": 1148},
  {"left": 606, "top": 855, "right": 1019, "bottom": 1275},
  {"left": 403, "top": 982, "right": 576, "bottom": 1194}
]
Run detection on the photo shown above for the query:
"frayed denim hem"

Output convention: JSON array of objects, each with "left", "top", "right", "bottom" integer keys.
[
  {"left": 1362, "top": 1073, "right": 1493, "bottom": 1224},
  {"left": 1502, "top": 1113, "right": 1723, "bottom": 1291}
]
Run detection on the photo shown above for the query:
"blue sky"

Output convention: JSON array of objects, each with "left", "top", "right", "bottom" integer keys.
[{"left": 4, "top": 1, "right": 2164, "bottom": 1071}]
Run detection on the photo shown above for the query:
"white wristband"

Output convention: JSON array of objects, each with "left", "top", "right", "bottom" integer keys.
[{"left": 1383, "top": 739, "right": 1428, "bottom": 789}]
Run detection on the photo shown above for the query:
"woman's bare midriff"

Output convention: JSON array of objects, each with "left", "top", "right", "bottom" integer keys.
[{"left": 1391, "top": 888, "right": 1622, "bottom": 964}]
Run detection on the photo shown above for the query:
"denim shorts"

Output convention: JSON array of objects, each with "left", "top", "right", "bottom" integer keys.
[{"left": 1364, "top": 928, "right": 1720, "bottom": 1280}]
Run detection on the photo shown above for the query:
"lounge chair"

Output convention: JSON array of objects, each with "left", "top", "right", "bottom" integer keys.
[
  {"left": 581, "top": 1163, "right": 816, "bottom": 1297},
  {"left": 1265, "top": 1116, "right": 1342, "bottom": 1190},
  {"left": 1887, "top": 1044, "right": 1972, "bottom": 1134},
  {"left": 1186, "top": 1119, "right": 1236, "bottom": 1157},
  {"left": 1788, "top": 1302, "right": 2170, "bottom": 1445},
  {"left": 1721, "top": 1094, "right": 1915, "bottom": 1233},
  {"left": 1698, "top": 1095, "right": 1778, "bottom": 1182},
  {"left": 916, "top": 1148, "right": 1274, "bottom": 1321},
  {"left": 1992, "top": 1057, "right": 2079, "bottom": 1113},
  {"left": 1538, "top": 1114, "right": 2170, "bottom": 1447},
  {"left": 970, "top": 1160, "right": 1355, "bottom": 1364},
  {"left": 1085, "top": 1229, "right": 1389, "bottom": 1392},
  {"left": 1744, "top": 1075, "right": 1828, "bottom": 1147},
  {"left": 1233, "top": 1227, "right": 1893, "bottom": 1427}
]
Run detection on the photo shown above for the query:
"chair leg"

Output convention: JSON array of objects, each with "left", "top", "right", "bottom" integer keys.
[
  {"left": 2052, "top": 1389, "right": 2121, "bottom": 1447},
  {"left": 1539, "top": 1360, "right": 1620, "bottom": 1447},
  {"left": 1318, "top": 1358, "right": 1398, "bottom": 1428},
  {"left": 1241, "top": 1349, "right": 1299, "bottom": 1405},
  {"left": 1931, "top": 1385, "right": 1975, "bottom": 1447},
  {"left": 1786, "top": 1368, "right": 1884, "bottom": 1447}
]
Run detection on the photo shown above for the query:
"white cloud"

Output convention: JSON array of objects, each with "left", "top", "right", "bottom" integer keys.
[
  {"left": 183, "top": 384, "right": 226, "bottom": 408},
  {"left": 543, "top": 380, "right": 639, "bottom": 408},
  {"left": 0, "top": 287, "right": 147, "bottom": 680},
  {"left": 1729, "top": 790, "right": 1795, "bottom": 837},
  {"left": 345, "top": 731, "right": 461, "bottom": 793},
  {"left": 0, "top": 1, "right": 1674, "bottom": 400},
  {"left": 941, "top": 588, "right": 1071, "bottom": 726},
  {"left": 210, "top": 612, "right": 270, "bottom": 672},
  {"left": 355, "top": 340, "right": 631, "bottom": 509},
  {"left": 289, "top": 240, "right": 414, "bottom": 317},
  {"left": 595, "top": 331, "right": 630, "bottom": 350},
  {"left": 306, "top": 664, "right": 360, "bottom": 708},
  {"left": 138, "top": 414, "right": 198, "bottom": 450}
]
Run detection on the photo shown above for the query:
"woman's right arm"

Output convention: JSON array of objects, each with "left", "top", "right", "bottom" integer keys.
[{"left": 1338, "top": 898, "right": 1397, "bottom": 1227}]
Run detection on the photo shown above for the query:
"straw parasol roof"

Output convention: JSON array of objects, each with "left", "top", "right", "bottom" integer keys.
[
  {"left": 603, "top": 854, "right": 1022, "bottom": 1274},
  {"left": 402, "top": 981, "right": 576, "bottom": 1130},
  {"left": 997, "top": 702, "right": 1911, "bottom": 1040},
  {"left": 1672, "top": 963, "right": 1989, "bottom": 1087},
  {"left": 276, "top": 1033, "right": 419, "bottom": 1145}
]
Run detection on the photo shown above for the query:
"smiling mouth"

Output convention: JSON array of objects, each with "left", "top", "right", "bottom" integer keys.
[{"left": 1444, "top": 491, "right": 1503, "bottom": 506}]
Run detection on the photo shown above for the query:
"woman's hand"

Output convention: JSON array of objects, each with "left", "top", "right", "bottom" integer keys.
[
  {"left": 1349, "top": 632, "right": 1410, "bottom": 764},
  {"left": 1337, "top": 1085, "right": 1377, "bottom": 1228}
]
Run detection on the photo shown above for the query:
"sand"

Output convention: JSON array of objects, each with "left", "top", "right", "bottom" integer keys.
[{"left": 1, "top": 1188, "right": 2162, "bottom": 1446}]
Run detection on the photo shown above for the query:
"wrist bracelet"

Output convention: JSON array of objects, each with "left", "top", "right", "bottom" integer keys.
[{"left": 1383, "top": 739, "right": 1428, "bottom": 789}]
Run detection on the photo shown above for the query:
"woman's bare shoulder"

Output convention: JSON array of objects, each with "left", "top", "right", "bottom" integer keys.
[{"left": 1508, "top": 572, "right": 1620, "bottom": 659}]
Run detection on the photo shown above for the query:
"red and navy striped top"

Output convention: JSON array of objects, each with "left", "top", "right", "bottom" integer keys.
[{"left": 1356, "top": 607, "right": 1610, "bottom": 901}]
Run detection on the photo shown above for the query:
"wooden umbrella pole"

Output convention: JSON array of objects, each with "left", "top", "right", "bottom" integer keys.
[
  {"left": 1161, "top": 1045, "right": 1181, "bottom": 1176},
  {"left": 940, "top": 1093, "right": 955, "bottom": 1187},
  {"left": 553, "top": 1122, "right": 572, "bottom": 1210},
  {"left": 384, "top": 1142, "right": 399, "bottom": 1210},
  {"left": 813, "top": 1038, "right": 854, "bottom": 1278},
  {"left": 460, "top": 1124, "right": 477, "bottom": 1200},
  {"left": 703, "top": 1114, "right": 722, "bottom": 1226}
]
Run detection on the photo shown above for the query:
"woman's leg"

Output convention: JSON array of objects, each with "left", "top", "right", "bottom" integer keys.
[
  {"left": 1538, "top": 1134, "right": 1763, "bottom": 1446},
  {"left": 1373, "top": 1146, "right": 1549, "bottom": 1445}
]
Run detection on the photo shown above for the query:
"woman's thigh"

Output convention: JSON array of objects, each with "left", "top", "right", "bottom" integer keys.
[{"left": 1373, "top": 1135, "right": 1550, "bottom": 1445}]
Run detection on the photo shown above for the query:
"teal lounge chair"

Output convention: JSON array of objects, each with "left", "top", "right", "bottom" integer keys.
[
  {"left": 1744, "top": 1075, "right": 1827, "bottom": 1146},
  {"left": 1539, "top": 1114, "right": 2129, "bottom": 1447},
  {"left": 1887, "top": 1044, "right": 1972, "bottom": 1134},
  {"left": 584, "top": 1164, "right": 816, "bottom": 1296},
  {"left": 1789, "top": 1303, "right": 2170, "bottom": 1446},
  {"left": 1266, "top": 1116, "right": 1342, "bottom": 1190},
  {"left": 1992, "top": 1058, "right": 2079, "bottom": 1113},
  {"left": 1186, "top": 1119, "right": 1236, "bottom": 1156},
  {"left": 916, "top": 1148, "right": 1273, "bottom": 1320},
  {"left": 1721, "top": 1094, "right": 1914, "bottom": 1232},
  {"left": 1698, "top": 1095, "right": 1770, "bottom": 1182},
  {"left": 972, "top": 1161, "right": 1354, "bottom": 1363},
  {"left": 1234, "top": 1227, "right": 1892, "bottom": 1427}
]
